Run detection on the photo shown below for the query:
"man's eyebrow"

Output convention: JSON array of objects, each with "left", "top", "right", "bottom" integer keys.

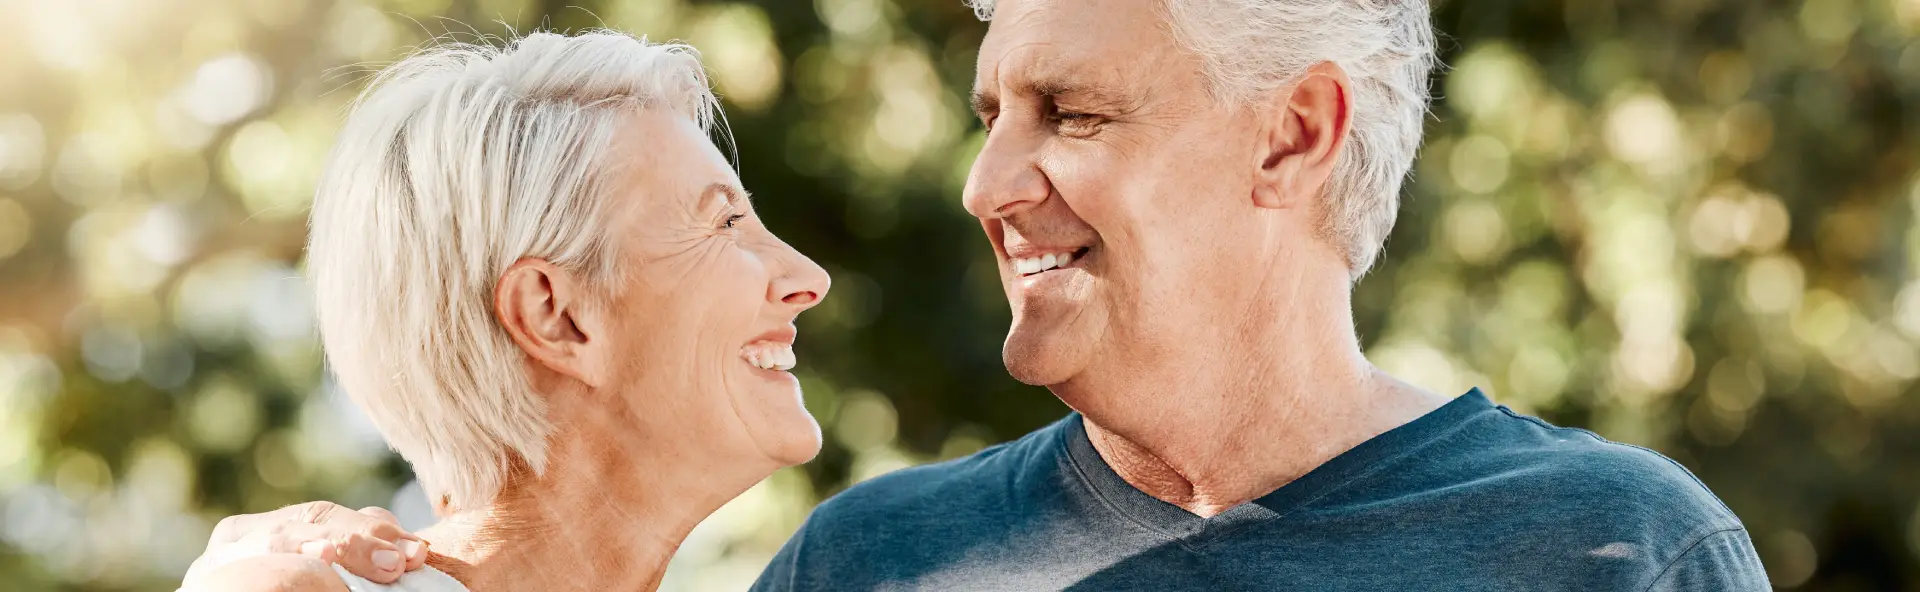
[
  {"left": 970, "top": 88, "right": 998, "bottom": 116},
  {"left": 970, "top": 77, "right": 1130, "bottom": 116},
  {"left": 1031, "top": 78, "right": 1131, "bottom": 105}
]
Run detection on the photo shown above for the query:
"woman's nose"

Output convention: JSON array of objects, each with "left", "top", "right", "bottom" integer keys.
[{"left": 769, "top": 240, "right": 830, "bottom": 311}]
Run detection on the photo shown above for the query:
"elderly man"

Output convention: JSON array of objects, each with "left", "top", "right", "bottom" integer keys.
[
  {"left": 195, "top": 0, "right": 1769, "bottom": 589},
  {"left": 748, "top": 0, "right": 1767, "bottom": 589}
]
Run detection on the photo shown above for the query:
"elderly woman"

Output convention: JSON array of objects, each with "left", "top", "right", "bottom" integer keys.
[{"left": 183, "top": 30, "right": 829, "bottom": 591}]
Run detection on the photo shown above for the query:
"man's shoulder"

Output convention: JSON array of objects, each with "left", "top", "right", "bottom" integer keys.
[
  {"left": 1458, "top": 405, "right": 1741, "bottom": 528},
  {"left": 805, "top": 415, "right": 1071, "bottom": 531}
]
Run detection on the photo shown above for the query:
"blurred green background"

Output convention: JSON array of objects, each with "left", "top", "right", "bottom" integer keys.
[{"left": 0, "top": 0, "right": 1917, "bottom": 589}]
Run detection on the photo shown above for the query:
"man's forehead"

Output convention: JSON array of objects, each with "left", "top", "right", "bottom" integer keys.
[
  {"left": 970, "top": 0, "right": 1169, "bottom": 102},
  {"left": 971, "top": 43, "right": 1135, "bottom": 103}
]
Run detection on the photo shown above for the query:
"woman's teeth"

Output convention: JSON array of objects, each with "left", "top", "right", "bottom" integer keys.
[
  {"left": 1012, "top": 250, "right": 1075, "bottom": 275},
  {"left": 742, "top": 342, "right": 796, "bottom": 371}
]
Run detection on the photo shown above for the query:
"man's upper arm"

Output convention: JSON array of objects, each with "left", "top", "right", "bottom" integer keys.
[
  {"left": 1644, "top": 528, "right": 1770, "bottom": 592},
  {"left": 188, "top": 554, "right": 351, "bottom": 592}
]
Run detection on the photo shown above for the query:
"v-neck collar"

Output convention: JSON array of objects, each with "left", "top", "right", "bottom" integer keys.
[{"left": 1060, "top": 389, "right": 1496, "bottom": 550}]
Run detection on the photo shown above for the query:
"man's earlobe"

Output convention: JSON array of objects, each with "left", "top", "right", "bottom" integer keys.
[{"left": 495, "top": 259, "right": 597, "bottom": 387}]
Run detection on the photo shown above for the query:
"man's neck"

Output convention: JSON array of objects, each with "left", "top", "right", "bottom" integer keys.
[
  {"left": 1062, "top": 272, "right": 1449, "bottom": 517},
  {"left": 415, "top": 423, "right": 766, "bottom": 590},
  {"left": 1080, "top": 370, "right": 1445, "bottom": 517}
]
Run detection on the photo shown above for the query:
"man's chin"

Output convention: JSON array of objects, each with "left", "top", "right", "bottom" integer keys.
[{"left": 1001, "top": 333, "right": 1087, "bottom": 386}]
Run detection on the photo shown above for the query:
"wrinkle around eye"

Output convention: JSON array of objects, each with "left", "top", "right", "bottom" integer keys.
[{"left": 1052, "top": 114, "right": 1106, "bottom": 138}]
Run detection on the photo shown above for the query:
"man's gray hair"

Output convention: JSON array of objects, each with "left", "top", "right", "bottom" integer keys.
[
  {"left": 966, "top": 0, "right": 1437, "bottom": 279},
  {"left": 308, "top": 31, "right": 718, "bottom": 512}
]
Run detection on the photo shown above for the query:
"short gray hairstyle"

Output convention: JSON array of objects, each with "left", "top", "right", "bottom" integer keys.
[
  {"left": 307, "top": 31, "right": 718, "bottom": 512},
  {"left": 967, "top": 0, "right": 1437, "bottom": 278}
]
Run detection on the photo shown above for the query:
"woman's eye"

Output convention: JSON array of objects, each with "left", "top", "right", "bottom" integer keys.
[{"left": 723, "top": 213, "right": 746, "bottom": 229}]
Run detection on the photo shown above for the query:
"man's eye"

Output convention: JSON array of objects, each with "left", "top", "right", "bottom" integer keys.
[
  {"left": 723, "top": 213, "right": 746, "bottom": 229},
  {"left": 1051, "top": 111, "right": 1103, "bottom": 135}
]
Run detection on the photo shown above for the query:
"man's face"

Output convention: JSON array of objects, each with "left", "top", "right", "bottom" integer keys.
[{"left": 966, "top": 0, "right": 1287, "bottom": 393}]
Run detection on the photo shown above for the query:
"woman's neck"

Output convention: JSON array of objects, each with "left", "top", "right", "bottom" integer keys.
[{"left": 414, "top": 430, "right": 770, "bottom": 591}]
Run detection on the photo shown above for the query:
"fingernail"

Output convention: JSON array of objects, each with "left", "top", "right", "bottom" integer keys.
[
  {"left": 299, "top": 540, "right": 330, "bottom": 557},
  {"left": 372, "top": 550, "right": 401, "bottom": 571},
  {"left": 399, "top": 539, "right": 424, "bottom": 560}
]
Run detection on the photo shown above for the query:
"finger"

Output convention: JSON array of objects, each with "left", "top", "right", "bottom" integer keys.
[
  {"left": 296, "top": 539, "right": 339, "bottom": 563},
  {"left": 210, "top": 501, "right": 343, "bottom": 547},
  {"left": 293, "top": 521, "right": 410, "bottom": 584},
  {"left": 193, "top": 501, "right": 422, "bottom": 585},
  {"left": 247, "top": 528, "right": 337, "bottom": 558},
  {"left": 358, "top": 506, "right": 427, "bottom": 569},
  {"left": 253, "top": 522, "right": 409, "bottom": 584},
  {"left": 399, "top": 537, "right": 429, "bottom": 570},
  {"left": 334, "top": 530, "right": 408, "bottom": 584}
]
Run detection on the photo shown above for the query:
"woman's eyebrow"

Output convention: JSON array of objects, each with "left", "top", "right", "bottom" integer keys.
[{"left": 700, "top": 182, "right": 753, "bottom": 209}]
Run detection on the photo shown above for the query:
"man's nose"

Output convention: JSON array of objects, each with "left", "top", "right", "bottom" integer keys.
[{"left": 962, "top": 127, "right": 1049, "bottom": 220}]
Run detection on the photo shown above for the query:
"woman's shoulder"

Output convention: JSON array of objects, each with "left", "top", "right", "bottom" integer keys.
[
  {"left": 183, "top": 554, "right": 469, "bottom": 592},
  {"left": 188, "top": 554, "right": 350, "bottom": 592},
  {"left": 332, "top": 564, "right": 470, "bottom": 592}
]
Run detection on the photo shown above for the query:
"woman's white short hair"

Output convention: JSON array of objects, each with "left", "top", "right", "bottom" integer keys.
[
  {"left": 307, "top": 31, "right": 719, "bottom": 512},
  {"left": 966, "top": 0, "right": 1437, "bottom": 279}
]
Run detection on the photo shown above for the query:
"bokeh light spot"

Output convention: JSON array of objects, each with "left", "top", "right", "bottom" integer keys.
[
  {"left": 1448, "top": 135, "right": 1511, "bottom": 194},
  {"left": 174, "top": 53, "right": 273, "bottom": 127},
  {"left": 688, "top": 4, "right": 784, "bottom": 112},
  {"left": 1442, "top": 199, "right": 1509, "bottom": 264},
  {"left": 1604, "top": 92, "right": 1685, "bottom": 175},
  {"left": 817, "top": 0, "right": 883, "bottom": 39},
  {"left": 1697, "top": 51, "right": 1753, "bottom": 104},
  {"left": 1766, "top": 529, "right": 1819, "bottom": 587},
  {"left": 832, "top": 389, "right": 897, "bottom": 453},
  {"left": 0, "top": 114, "right": 47, "bottom": 190},
  {"left": 0, "top": 198, "right": 31, "bottom": 260},
  {"left": 50, "top": 448, "right": 111, "bottom": 503},
  {"left": 186, "top": 377, "right": 264, "bottom": 454},
  {"left": 1740, "top": 255, "right": 1805, "bottom": 315},
  {"left": 1716, "top": 102, "right": 1774, "bottom": 163}
]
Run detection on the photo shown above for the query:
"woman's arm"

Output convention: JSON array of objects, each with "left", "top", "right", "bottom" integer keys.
[{"left": 187, "top": 554, "right": 351, "bottom": 592}]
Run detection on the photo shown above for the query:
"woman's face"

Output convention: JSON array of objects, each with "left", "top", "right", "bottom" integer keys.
[{"left": 581, "top": 108, "right": 830, "bottom": 468}]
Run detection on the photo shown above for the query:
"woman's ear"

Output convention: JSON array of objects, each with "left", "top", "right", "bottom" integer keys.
[
  {"left": 1251, "top": 61, "right": 1354, "bottom": 210},
  {"left": 494, "top": 258, "right": 599, "bottom": 388}
]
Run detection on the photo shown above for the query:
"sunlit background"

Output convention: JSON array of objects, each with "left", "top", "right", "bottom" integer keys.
[{"left": 0, "top": 0, "right": 1917, "bottom": 589}]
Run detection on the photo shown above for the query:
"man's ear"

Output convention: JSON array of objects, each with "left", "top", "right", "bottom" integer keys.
[
  {"left": 495, "top": 258, "right": 598, "bottom": 387},
  {"left": 1252, "top": 62, "right": 1354, "bottom": 210}
]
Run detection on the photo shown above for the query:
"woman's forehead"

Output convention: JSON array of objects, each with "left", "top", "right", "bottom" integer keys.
[{"left": 608, "top": 109, "right": 742, "bottom": 212}]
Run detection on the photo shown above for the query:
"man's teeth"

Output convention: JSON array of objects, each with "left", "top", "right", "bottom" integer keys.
[
  {"left": 1012, "top": 251, "right": 1075, "bottom": 275},
  {"left": 743, "top": 342, "right": 796, "bottom": 371}
]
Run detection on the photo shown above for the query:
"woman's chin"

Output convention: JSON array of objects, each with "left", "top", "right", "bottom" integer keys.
[
  {"left": 762, "top": 418, "right": 824, "bottom": 466},
  {"left": 738, "top": 409, "right": 822, "bottom": 468}
]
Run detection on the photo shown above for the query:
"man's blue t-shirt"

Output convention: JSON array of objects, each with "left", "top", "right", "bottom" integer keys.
[{"left": 752, "top": 390, "right": 1768, "bottom": 591}]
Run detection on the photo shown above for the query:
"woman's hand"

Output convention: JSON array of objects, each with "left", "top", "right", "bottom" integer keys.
[{"left": 181, "top": 502, "right": 429, "bottom": 589}]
